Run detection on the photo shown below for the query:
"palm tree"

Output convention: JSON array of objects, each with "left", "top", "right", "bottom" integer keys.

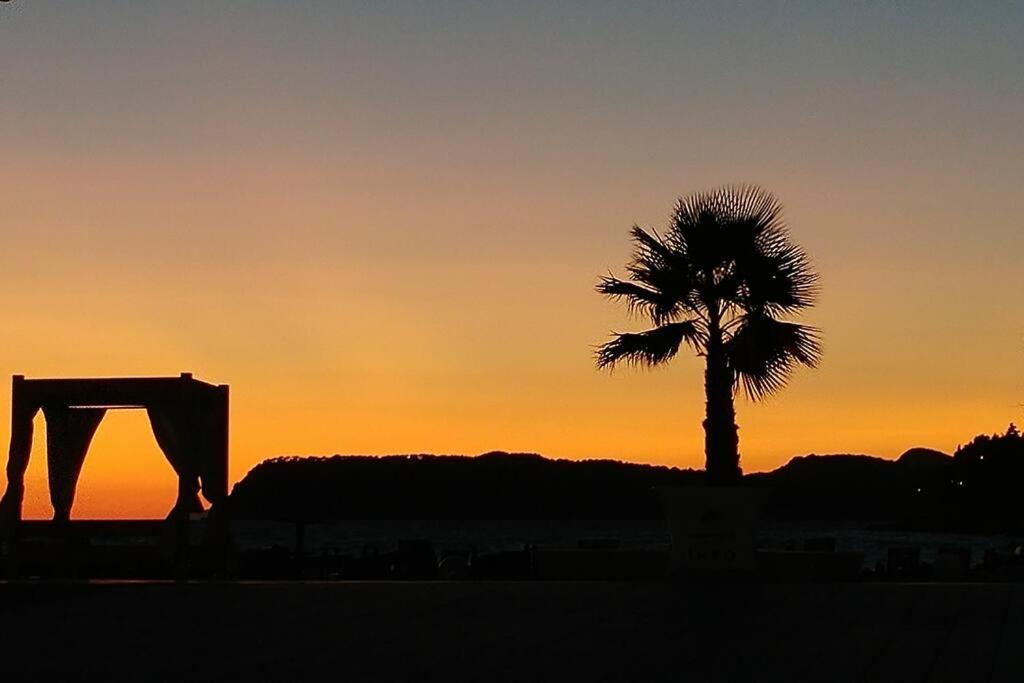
[{"left": 596, "top": 185, "right": 821, "bottom": 485}]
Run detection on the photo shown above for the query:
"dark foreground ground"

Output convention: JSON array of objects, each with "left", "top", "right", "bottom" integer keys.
[{"left": 1, "top": 581, "right": 1023, "bottom": 682}]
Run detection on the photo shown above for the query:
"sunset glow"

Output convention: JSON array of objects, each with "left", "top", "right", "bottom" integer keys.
[{"left": 2, "top": 2, "right": 1022, "bottom": 518}]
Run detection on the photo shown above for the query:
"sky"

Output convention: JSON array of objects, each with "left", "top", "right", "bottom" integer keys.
[{"left": 1, "top": 1, "right": 1023, "bottom": 518}]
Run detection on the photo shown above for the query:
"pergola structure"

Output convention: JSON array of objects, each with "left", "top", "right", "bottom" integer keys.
[{"left": 0, "top": 373, "right": 228, "bottom": 523}]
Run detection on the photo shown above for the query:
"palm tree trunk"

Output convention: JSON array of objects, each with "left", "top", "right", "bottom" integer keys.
[{"left": 703, "top": 318, "right": 741, "bottom": 485}]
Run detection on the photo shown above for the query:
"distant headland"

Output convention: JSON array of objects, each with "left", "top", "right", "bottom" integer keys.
[{"left": 228, "top": 425, "right": 1024, "bottom": 532}]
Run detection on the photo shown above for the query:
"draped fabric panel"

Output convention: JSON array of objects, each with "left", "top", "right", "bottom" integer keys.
[
  {"left": 147, "top": 406, "right": 204, "bottom": 518},
  {"left": 196, "top": 392, "right": 229, "bottom": 507},
  {"left": 0, "top": 404, "right": 39, "bottom": 521},
  {"left": 43, "top": 406, "right": 107, "bottom": 522}
]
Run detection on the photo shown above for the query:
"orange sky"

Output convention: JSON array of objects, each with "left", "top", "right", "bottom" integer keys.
[{"left": 2, "top": 3, "right": 1022, "bottom": 518}]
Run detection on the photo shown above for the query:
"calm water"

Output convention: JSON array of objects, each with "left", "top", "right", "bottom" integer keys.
[{"left": 230, "top": 519, "right": 1024, "bottom": 569}]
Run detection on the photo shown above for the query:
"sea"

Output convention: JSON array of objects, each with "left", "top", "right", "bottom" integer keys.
[{"left": 230, "top": 519, "right": 1024, "bottom": 570}]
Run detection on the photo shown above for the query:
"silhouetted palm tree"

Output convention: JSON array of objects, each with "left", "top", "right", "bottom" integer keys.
[{"left": 596, "top": 186, "right": 821, "bottom": 484}]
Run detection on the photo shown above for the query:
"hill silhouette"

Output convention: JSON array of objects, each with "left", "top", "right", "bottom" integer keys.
[
  {"left": 227, "top": 427, "right": 1024, "bottom": 529},
  {"left": 896, "top": 447, "right": 951, "bottom": 471},
  {"left": 744, "top": 449, "right": 953, "bottom": 522},
  {"left": 228, "top": 451, "right": 704, "bottom": 521},
  {"left": 745, "top": 431, "right": 1023, "bottom": 528}
]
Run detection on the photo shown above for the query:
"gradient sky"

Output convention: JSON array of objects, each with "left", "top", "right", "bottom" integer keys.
[{"left": 2, "top": 1, "right": 1023, "bottom": 518}]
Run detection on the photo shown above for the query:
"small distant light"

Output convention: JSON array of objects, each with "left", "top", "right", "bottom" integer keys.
[{"left": 916, "top": 487, "right": 922, "bottom": 493}]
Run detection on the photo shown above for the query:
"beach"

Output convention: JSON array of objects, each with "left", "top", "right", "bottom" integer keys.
[{"left": 2, "top": 580, "right": 1023, "bottom": 682}]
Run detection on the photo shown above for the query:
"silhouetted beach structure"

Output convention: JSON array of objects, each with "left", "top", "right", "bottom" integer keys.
[
  {"left": 596, "top": 185, "right": 821, "bottom": 485},
  {"left": 0, "top": 373, "right": 229, "bottom": 577},
  {"left": 0, "top": 373, "right": 229, "bottom": 522}
]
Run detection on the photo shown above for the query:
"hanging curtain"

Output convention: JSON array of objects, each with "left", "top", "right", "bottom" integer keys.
[
  {"left": 0, "top": 403, "right": 39, "bottom": 522},
  {"left": 147, "top": 406, "right": 204, "bottom": 518},
  {"left": 43, "top": 406, "right": 107, "bottom": 522},
  {"left": 195, "top": 392, "right": 229, "bottom": 508}
]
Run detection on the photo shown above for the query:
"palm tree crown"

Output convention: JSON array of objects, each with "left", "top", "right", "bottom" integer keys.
[{"left": 596, "top": 185, "right": 821, "bottom": 483}]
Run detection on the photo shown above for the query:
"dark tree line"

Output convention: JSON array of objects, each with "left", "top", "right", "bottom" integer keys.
[
  {"left": 228, "top": 426, "right": 1024, "bottom": 529},
  {"left": 228, "top": 451, "right": 703, "bottom": 521}
]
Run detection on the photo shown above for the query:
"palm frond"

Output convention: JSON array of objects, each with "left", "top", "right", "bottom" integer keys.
[
  {"left": 628, "top": 225, "right": 674, "bottom": 267},
  {"left": 596, "top": 185, "right": 822, "bottom": 395},
  {"left": 668, "top": 185, "right": 818, "bottom": 314},
  {"left": 612, "top": 225, "right": 700, "bottom": 318},
  {"left": 667, "top": 191, "right": 728, "bottom": 272},
  {"left": 724, "top": 314, "right": 822, "bottom": 400},
  {"left": 666, "top": 186, "right": 778, "bottom": 276},
  {"left": 734, "top": 241, "right": 820, "bottom": 313},
  {"left": 596, "top": 321, "right": 703, "bottom": 370},
  {"left": 596, "top": 275, "right": 683, "bottom": 324},
  {"left": 719, "top": 184, "right": 786, "bottom": 237}
]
